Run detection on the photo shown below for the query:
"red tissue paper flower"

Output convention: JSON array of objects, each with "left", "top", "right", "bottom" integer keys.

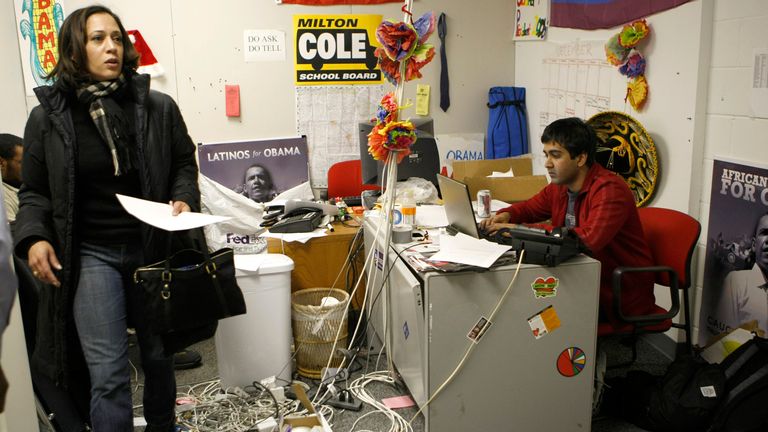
[{"left": 374, "top": 12, "right": 436, "bottom": 85}]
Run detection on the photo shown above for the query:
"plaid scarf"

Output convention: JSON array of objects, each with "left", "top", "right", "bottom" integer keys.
[{"left": 76, "top": 74, "right": 135, "bottom": 176}]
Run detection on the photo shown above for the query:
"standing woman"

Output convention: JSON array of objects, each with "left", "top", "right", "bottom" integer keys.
[{"left": 14, "top": 6, "right": 199, "bottom": 431}]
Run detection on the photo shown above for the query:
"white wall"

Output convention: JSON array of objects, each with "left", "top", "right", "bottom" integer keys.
[
  {"left": 5, "top": 0, "right": 762, "bottom": 357},
  {"left": 515, "top": 1, "right": 712, "bottom": 213},
  {"left": 694, "top": 0, "right": 768, "bottom": 338},
  {"left": 1, "top": 0, "right": 515, "bottom": 142}
]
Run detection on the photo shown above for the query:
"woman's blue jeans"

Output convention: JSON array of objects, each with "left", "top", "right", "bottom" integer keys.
[{"left": 73, "top": 242, "right": 175, "bottom": 431}]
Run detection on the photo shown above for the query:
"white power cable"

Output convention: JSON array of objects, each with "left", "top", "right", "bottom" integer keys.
[{"left": 408, "top": 249, "right": 526, "bottom": 425}]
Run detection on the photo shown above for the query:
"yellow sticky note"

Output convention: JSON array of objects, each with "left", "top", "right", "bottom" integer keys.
[{"left": 416, "top": 84, "right": 430, "bottom": 116}]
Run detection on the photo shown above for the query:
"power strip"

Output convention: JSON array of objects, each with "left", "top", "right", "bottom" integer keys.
[{"left": 326, "top": 392, "right": 363, "bottom": 411}]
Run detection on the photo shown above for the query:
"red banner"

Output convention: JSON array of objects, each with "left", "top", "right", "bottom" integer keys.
[
  {"left": 551, "top": 0, "right": 692, "bottom": 30},
  {"left": 280, "top": 0, "right": 401, "bottom": 4}
]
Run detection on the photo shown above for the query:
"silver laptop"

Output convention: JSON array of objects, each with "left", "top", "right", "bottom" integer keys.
[{"left": 436, "top": 174, "right": 482, "bottom": 239}]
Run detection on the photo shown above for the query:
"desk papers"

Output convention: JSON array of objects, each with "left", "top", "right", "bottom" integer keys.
[{"left": 428, "top": 232, "right": 512, "bottom": 268}]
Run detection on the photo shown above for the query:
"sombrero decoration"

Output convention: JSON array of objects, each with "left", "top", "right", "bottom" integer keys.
[
  {"left": 604, "top": 19, "right": 651, "bottom": 111},
  {"left": 587, "top": 111, "right": 658, "bottom": 207}
]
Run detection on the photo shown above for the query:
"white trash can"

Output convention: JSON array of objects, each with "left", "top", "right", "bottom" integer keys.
[{"left": 215, "top": 253, "right": 294, "bottom": 389}]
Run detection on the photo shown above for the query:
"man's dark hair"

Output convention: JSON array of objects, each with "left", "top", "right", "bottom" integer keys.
[
  {"left": 541, "top": 117, "right": 597, "bottom": 166},
  {"left": 46, "top": 5, "right": 139, "bottom": 89},
  {"left": 0, "top": 134, "right": 22, "bottom": 160}
]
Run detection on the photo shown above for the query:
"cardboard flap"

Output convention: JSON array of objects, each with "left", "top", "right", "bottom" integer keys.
[
  {"left": 452, "top": 157, "right": 533, "bottom": 178},
  {"left": 292, "top": 383, "right": 316, "bottom": 414},
  {"left": 463, "top": 175, "right": 548, "bottom": 203}
]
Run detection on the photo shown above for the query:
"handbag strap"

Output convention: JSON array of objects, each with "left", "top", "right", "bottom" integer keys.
[{"left": 163, "top": 231, "right": 232, "bottom": 317}]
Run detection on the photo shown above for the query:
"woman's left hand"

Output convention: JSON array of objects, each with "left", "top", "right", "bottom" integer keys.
[{"left": 170, "top": 200, "right": 191, "bottom": 216}]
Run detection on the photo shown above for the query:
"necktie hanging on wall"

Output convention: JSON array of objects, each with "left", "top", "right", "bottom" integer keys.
[{"left": 438, "top": 13, "right": 450, "bottom": 112}]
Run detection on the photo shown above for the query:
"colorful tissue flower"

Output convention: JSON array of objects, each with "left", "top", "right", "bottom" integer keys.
[
  {"left": 625, "top": 76, "right": 648, "bottom": 110},
  {"left": 605, "top": 19, "right": 652, "bottom": 110},
  {"left": 375, "top": 12, "right": 436, "bottom": 85},
  {"left": 605, "top": 34, "right": 630, "bottom": 66},
  {"left": 376, "top": 45, "right": 435, "bottom": 86},
  {"left": 618, "top": 20, "right": 650, "bottom": 48},
  {"left": 376, "top": 20, "right": 418, "bottom": 61},
  {"left": 375, "top": 92, "right": 399, "bottom": 124},
  {"left": 618, "top": 50, "right": 646, "bottom": 78},
  {"left": 367, "top": 120, "right": 417, "bottom": 163},
  {"left": 412, "top": 11, "right": 436, "bottom": 44}
]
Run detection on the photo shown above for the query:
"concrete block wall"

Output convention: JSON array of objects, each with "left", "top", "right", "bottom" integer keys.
[{"left": 694, "top": 0, "right": 768, "bottom": 342}]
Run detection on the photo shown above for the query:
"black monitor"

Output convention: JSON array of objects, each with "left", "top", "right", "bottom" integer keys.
[{"left": 358, "top": 117, "right": 440, "bottom": 191}]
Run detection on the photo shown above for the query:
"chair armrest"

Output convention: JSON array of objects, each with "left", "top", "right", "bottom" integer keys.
[{"left": 612, "top": 265, "right": 680, "bottom": 323}]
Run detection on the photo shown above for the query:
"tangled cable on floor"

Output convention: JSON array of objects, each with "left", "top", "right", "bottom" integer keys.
[{"left": 171, "top": 379, "right": 335, "bottom": 431}]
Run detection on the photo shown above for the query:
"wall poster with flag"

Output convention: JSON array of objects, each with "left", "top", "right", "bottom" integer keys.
[{"left": 550, "top": 0, "right": 692, "bottom": 30}]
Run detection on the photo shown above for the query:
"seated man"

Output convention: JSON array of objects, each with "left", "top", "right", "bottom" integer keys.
[{"left": 480, "top": 117, "right": 656, "bottom": 325}]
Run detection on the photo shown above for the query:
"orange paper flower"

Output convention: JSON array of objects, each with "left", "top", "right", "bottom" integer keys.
[{"left": 367, "top": 120, "right": 416, "bottom": 163}]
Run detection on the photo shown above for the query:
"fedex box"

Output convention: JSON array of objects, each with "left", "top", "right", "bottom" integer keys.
[{"left": 452, "top": 157, "right": 548, "bottom": 203}]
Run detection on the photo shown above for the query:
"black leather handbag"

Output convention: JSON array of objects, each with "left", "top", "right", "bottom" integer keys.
[{"left": 133, "top": 245, "right": 247, "bottom": 336}]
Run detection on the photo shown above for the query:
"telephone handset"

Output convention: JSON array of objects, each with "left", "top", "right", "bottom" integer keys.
[
  {"left": 268, "top": 207, "right": 324, "bottom": 233},
  {"left": 284, "top": 207, "right": 323, "bottom": 218},
  {"left": 283, "top": 200, "right": 338, "bottom": 216}
]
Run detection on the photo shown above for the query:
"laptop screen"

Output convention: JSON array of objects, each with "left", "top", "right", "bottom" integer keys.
[{"left": 437, "top": 174, "right": 481, "bottom": 239}]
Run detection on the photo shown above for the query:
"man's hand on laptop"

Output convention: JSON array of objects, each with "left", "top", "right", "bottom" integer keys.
[{"left": 480, "top": 212, "right": 516, "bottom": 236}]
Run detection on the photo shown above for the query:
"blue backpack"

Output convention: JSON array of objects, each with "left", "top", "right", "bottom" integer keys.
[{"left": 486, "top": 87, "right": 529, "bottom": 159}]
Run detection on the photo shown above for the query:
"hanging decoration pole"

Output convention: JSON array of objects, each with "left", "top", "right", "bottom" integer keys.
[
  {"left": 381, "top": 0, "right": 414, "bottom": 382},
  {"left": 364, "top": 0, "right": 436, "bottom": 383}
]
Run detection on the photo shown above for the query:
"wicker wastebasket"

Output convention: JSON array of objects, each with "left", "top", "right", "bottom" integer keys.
[{"left": 291, "top": 288, "right": 349, "bottom": 379}]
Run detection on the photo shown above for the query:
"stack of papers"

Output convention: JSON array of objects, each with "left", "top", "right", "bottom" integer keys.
[{"left": 428, "top": 232, "right": 512, "bottom": 268}]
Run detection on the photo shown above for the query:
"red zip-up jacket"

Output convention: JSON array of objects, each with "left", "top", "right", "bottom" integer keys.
[{"left": 497, "top": 163, "right": 656, "bottom": 324}]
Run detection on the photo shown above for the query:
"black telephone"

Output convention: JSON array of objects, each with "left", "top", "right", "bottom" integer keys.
[{"left": 268, "top": 207, "right": 324, "bottom": 233}]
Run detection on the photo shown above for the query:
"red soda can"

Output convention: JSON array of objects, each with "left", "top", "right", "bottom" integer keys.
[{"left": 477, "top": 189, "right": 491, "bottom": 218}]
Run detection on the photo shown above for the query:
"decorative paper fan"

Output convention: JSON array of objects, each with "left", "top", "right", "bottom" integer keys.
[
  {"left": 625, "top": 76, "right": 649, "bottom": 110},
  {"left": 587, "top": 111, "right": 658, "bottom": 207}
]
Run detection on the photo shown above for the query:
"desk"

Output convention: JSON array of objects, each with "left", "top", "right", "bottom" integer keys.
[
  {"left": 363, "top": 214, "right": 600, "bottom": 432},
  {"left": 267, "top": 221, "right": 366, "bottom": 308}
]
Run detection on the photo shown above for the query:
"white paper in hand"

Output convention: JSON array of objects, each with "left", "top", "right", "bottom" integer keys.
[{"left": 116, "top": 194, "right": 231, "bottom": 231}]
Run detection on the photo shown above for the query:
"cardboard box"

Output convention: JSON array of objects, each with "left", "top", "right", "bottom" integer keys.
[
  {"left": 451, "top": 157, "right": 548, "bottom": 203},
  {"left": 281, "top": 383, "right": 332, "bottom": 432}
]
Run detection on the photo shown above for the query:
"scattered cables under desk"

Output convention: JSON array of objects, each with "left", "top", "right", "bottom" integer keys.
[
  {"left": 347, "top": 370, "right": 414, "bottom": 432},
  {"left": 171, "top": 378, "right": 312, "bottom": 431}
]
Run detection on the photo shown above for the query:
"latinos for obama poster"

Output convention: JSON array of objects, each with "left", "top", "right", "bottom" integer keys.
[
  {"left": 198, "top": 137, "right": 309, "bottom": 203},
  {"left": 699, "top": 157, "right": 768, "bottom": 344}
]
